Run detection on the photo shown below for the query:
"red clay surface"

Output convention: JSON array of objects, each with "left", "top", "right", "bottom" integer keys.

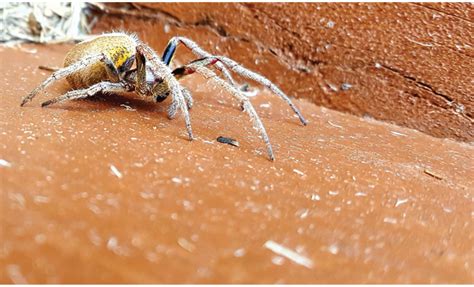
[{"left": 0, "top": 42, "right": 473, "bottom": 283}]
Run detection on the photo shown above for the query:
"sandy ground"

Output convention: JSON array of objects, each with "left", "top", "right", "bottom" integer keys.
[{"left": 0, "top": 44, "right": 473, "bottom": 283}]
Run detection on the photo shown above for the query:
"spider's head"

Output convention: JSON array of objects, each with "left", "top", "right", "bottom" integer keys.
[
  {"left": 150, "top": 77, "right": 170, "bottom": 102},
  {"left": 136, "top": 63, "right": 170, "bottom": 102}
]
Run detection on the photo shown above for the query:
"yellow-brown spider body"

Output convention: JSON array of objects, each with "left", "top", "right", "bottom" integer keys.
[{"left": 64, "top": 33, "right": 137, "bottom": 88}]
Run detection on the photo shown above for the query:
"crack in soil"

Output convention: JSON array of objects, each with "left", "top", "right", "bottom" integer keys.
[
  {"left": 410, "top": 3, "right": 474, "bottom": 25},
  {"left": 380, "top": 64, "right": 472, "bottom": 122}
]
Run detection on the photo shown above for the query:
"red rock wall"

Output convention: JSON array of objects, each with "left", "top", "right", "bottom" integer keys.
[{"left": 94, "top": 3, "right": 473, "bottom": 142}]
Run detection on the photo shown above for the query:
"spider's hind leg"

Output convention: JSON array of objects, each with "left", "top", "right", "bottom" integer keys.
[
  {"left": 40, "top": 82, "right": 131, "bottom": 107},
  {"left": 21, "top": 53, "right": 106, "bottom": 106}
]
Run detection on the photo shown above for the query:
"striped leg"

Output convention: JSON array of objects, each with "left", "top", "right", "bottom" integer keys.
[
  {"left": 162, "top": 37, "right": 238, "bottom": 87},
  {"left": 41, "top": 82, "right": 131, "bottom": 107},
  {"left": 170, "top": 53, "right": 307, "bottom": 126},
  {"left": 179, "top": 59, "right": 275, "bottom": 161}
]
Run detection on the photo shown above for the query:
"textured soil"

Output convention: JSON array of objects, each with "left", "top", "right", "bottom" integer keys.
[
  {"left": 0, "top": 42, "right": 473, "bottom": 283},
  {"left": 94, "top": 2, "right": 473, "bottom": 142}
]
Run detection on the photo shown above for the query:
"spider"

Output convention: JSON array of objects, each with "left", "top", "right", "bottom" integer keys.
[{"left": 20, "top": 32, "right": 307, "bottom": 160}]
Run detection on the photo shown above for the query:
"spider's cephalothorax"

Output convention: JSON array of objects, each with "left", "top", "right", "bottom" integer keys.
[{"left": 20, "top": 32, "right": 307, "bottom": 161}]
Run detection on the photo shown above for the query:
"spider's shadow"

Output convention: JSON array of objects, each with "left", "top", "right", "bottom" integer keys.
[{"left": 45, "top": 92, "right": 169, "bottom": 116}]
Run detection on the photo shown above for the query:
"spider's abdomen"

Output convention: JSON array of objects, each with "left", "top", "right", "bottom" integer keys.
[{"left": 64, "top": 33, "right": 137, "bottom": 88}]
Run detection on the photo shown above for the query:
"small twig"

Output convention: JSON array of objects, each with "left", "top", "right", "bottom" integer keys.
[
  {"left": 424, "top": 169, "right": 443, "bottom": 180},
  {"left": 38, "top": 65, "right": 60, "bottom": 72}
]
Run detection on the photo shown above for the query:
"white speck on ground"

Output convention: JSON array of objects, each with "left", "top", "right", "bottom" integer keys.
[
  {"left": 327, "top": 121, "right": 343, "bottom": 129},
  {"left": 328, "top": 83, "right": 339, "bottom": 92},
  {"left": 119, "top": 104, "right": 136, "bottom": 111},
  {"left": 139, "top": 191, "right": 155, "bottom": 200},
  {"left": 383, "top": 217, "right": 398, "bottom": 224},
  {"left": 163, "top": 23, "right": 170, "bottom": 33},
  {"left": 9, "top": 192, "right": 25, "bottom": 208},
  {"left": 443, "top": 206, "right": 453, "bottom": 213},
  {"left": 178, "top": 237, "right": 196, "bottom": 253},
  {"left": 264, "top": 240, "right": 314, "bottom": 269},
  {"left": 296, "top": 208, "right": 310, "bottom": 219},
  {"left": 271, "top": 255, "right": 285, "bottom": 265},
  {"left": 6, "top": 264, "right": 27, "bottom": 284},
  {"left": 233, "top": 248, "right": 246, "bottom": 257},
  {"left": 107, "top": 237, "right": 118, "bottom": 250},
  {"left": 34, "top": 233, "right": 47, "bottom": 244},
  {"left": 395, "top": 198, "right": 409, "bottom": 207},
  {"left": 109, "top": 165, "right": 123, "bottom": 179},
  {"left": 341, "top": 83, "right": 352, "bottom": 90},
  {"left": 0, "top": 158, "right": 12, "bottom": 168},
  {"left": 106, "top": 236, "right": 129, "bottom": 256},
  {"left": 328, "top": 243, "right": 339, "bottom": 255},
  {"left": 391, "top": 131, "right": 408, "bottom": 137},
  {"left": 33, "top": 195, "right": 50, "bottom": 204},
  {"left": 293, "top": 169, "right": 305, "bottom": 177},
  {"left": 355, "top": 192, "right": 367, "bottom": 197}
]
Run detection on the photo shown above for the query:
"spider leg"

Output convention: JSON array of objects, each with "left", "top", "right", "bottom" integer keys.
[
  {"left": 41, "top": 82, "right": 131, "bottom": 107},
  {"left": 210, "top": 56, "right": 307, "bottom": 126},
  {"left": 181, "top": 87, "right": 193, "bottom": 109},
  {"left": 167, "top": 87, "right": 193, "bottom": 117},
  {"left": 21, "top": 53, "right": 106, "bottom": 106},
  {"left": 172, "top": 55, "right": 307, "bottom": 126},
  {"left": 163, "top": 37, "right": 238, "bottom": 87},
  {"left": 182, "top": 60, "right": 275, "bottom": 161},
  {"left": 136, "top": 43, "right": 194, "bottom": 140}
]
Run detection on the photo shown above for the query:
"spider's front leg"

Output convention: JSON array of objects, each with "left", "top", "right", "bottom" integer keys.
[
  {"left": 167, "top": 43, "right": 308, "bottom": 126},
  {"left": 175, "top": 58, "right": 276, "bottom": 161},
  {"left": 162, "top": 37, "right": 239, "bottom": 88}
]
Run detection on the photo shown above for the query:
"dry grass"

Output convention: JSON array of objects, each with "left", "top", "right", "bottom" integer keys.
[{"left": 0, "top": 2, "right": 97, "bottom": 45}]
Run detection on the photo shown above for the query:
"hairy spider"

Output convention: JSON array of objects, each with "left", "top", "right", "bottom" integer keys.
[{"left": 20, "top": 32, "right": 307, "bottom": 160}]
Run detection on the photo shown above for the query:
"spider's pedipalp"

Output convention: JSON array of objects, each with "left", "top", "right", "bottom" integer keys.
[
  {"left": 137, "top": 43, "right": 194, "bottom": 140},
  {"left": 185, "top": 60, "right": 275, "bottom": 160},
  {"left": 20, "top": 53, "right": 105, "bottom": 106},
  {"left": 41, "top": 81, "right": 131, "bottom": 107}
]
